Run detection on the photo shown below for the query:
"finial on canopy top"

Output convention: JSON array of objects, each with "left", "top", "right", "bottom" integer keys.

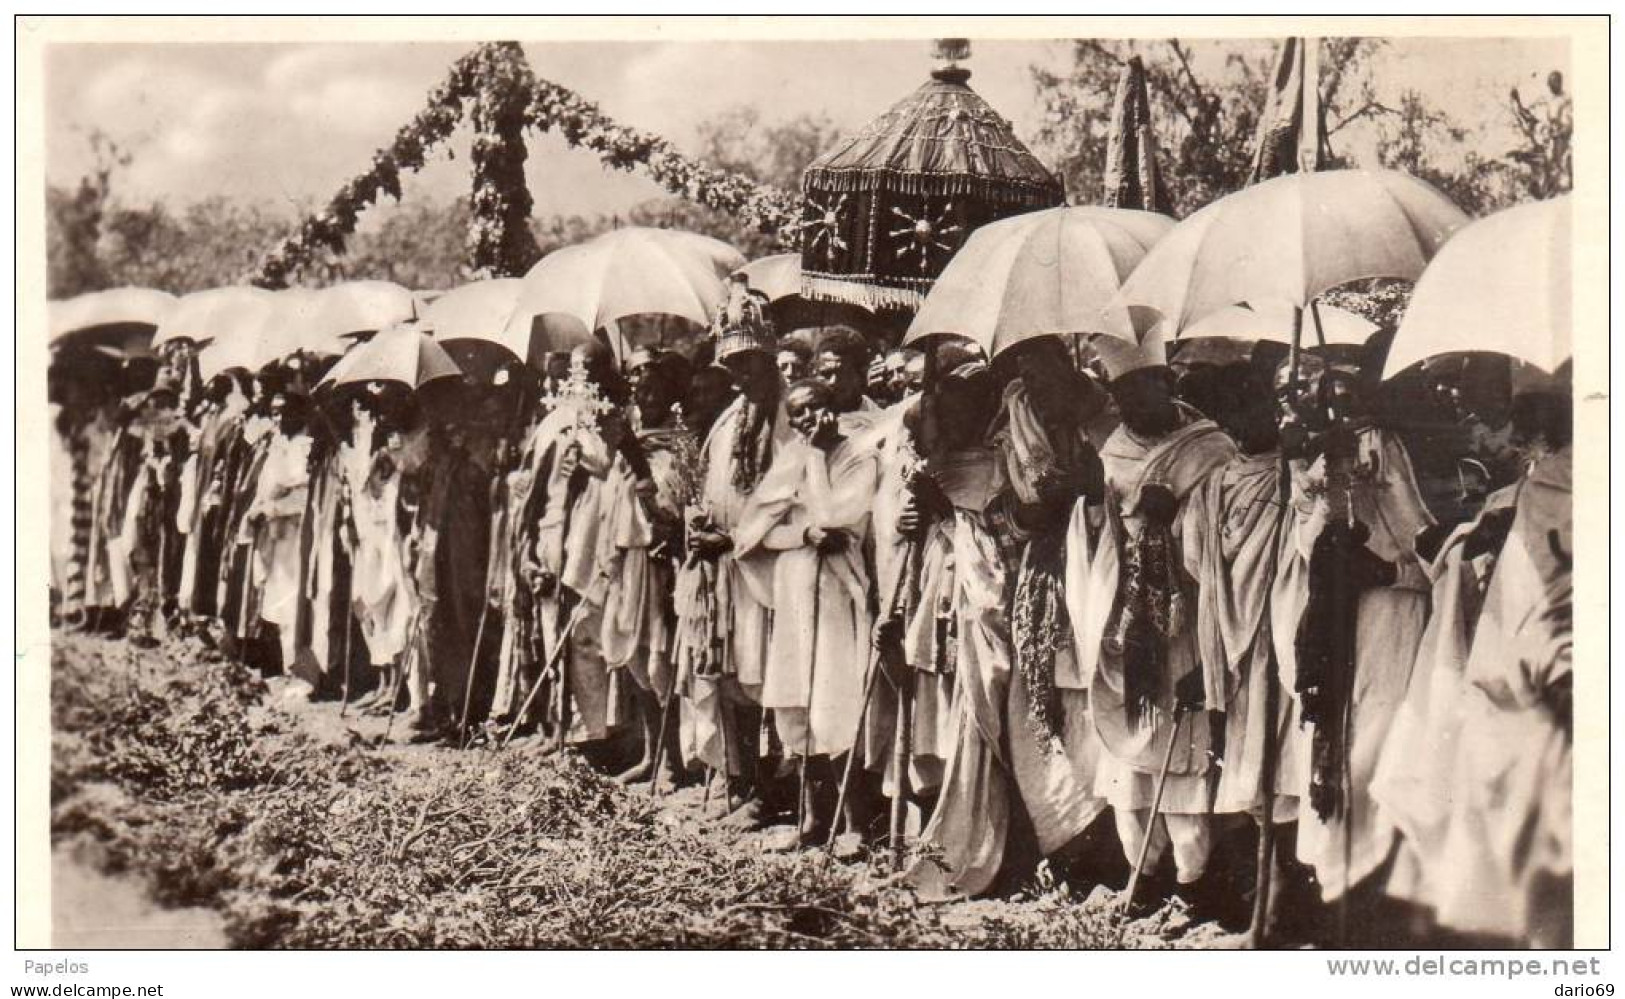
[{"left": 932, "top": 38, "right": 972, "bottom": 83}]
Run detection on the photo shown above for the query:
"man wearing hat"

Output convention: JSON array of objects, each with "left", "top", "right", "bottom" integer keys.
[
  {"left": 1071, "top": 332, "right": 1237, "bottom": 911},
  {"left": 675, "top": 280, "right": 790, "bottom": 820},
  {"left": 508, "top": 340, "right": 628, "bottom": 749}
]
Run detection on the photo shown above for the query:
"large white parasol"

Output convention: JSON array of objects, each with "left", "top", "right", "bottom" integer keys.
[
  {"left": 1114, "top": 169, "right": 1468, "bottom": 337},
  {"left": 193, "top": 293, "right": 285, "bottom": 380},
  {"left": 305, "top": 280, "right": 419, "bottom": 340},
  {"left": 51, "top": 287, "right": 178, "bottom": 355},
  {"left": 153, "top": 286, "right": 273, "bottom": 349},
  {"left": 502, "top": 227, "right": 745, "bottom": 365},
  {"left": 1385, "top": 195, "right": 1571, "bottom": 378},
  {"left": 904, "top": 206, "right": 1174, "bottom": 356},
  {"left": 419, "top": 277, "right": 527, "bottom": 381}
]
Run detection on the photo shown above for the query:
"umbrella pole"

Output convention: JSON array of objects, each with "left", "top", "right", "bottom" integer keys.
[
  {"left": 797, "top": 551, "right": 825, "bottom": 843},
  {"left": 1309, "top": 298, "right": 1329, "bottom": 349}
]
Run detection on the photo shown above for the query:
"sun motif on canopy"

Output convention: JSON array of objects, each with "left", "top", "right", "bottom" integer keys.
[
  {"left": 800, "top": 193, "right": 851, "bottom": 265},
  {"left": 888, "top": 202, "right": 963, "bottom": 273}
]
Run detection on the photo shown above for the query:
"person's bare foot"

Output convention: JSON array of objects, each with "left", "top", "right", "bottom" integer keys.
[
  {"left": 614, "top": 758, "right": 654, "bottom": 785},
  {"left": 721, "top": 796, "right": 766, "bottom": 830}
]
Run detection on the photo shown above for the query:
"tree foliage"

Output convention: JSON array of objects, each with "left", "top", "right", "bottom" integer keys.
[{"left": 1029, "top": 38, "right": 1572, "bottom": 219}]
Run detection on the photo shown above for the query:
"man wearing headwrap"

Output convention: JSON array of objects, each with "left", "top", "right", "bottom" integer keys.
[
  {"left": 676, "top": 279, "right": 790, "bottom": 820},
  {"left": 1072, "top": 333, "right": 1237, "bottom": 908},
  {"left": 598, "top": 351, "right": 699, "bottom": 784}
]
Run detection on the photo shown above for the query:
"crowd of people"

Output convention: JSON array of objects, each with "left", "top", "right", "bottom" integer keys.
[{"left": 47, "top": 274, "right": 1573, "bottom": 949}]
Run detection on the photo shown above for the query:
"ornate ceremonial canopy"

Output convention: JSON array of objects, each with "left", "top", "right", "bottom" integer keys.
[{"left": 799, "top": 40, "right": 1065, "bottom": 311}]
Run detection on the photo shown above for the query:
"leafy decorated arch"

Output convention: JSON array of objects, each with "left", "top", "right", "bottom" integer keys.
[{"left": 251, "top": 42, "right": 801, "bottom": 289}]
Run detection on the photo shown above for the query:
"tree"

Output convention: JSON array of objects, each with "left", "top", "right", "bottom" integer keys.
[
  {"left": 615, "top": 106, "right": 841, "bottom": 257},
  {"left": 328, "top": 198, "right": 478, "bottom": 290},
  {"left": 46, "top": 131, "right": 129, "bottom": 297},
  {"left": 693, "top": 106, "right": 842, "bottom": 193}
]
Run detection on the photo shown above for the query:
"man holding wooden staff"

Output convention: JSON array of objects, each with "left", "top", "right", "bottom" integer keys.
[
  {"left": 1179, "top": 343, "right": 1304, "bottom": 932},
  {"left": 1074, "top": 334, "right": 1236, "bottom": 915}
]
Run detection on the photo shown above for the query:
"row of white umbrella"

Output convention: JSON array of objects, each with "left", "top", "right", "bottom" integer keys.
[
  {"left": 901, "top": 169, "right": 1572, "bottom": 381},
  {"left": 48, "top": 227, "right": 748, "bottom": 389},
  {"left": 48, "top": 173, "right": 1573, "bottom": 398}
]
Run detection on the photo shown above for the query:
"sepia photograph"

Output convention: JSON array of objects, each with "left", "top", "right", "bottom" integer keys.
[{"left": 14, "top": 14, "right": 1606, "bottom": 969}]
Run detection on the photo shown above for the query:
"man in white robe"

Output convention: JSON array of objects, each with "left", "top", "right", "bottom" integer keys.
[
  {"left": 1380, "top": 383, "right": 1573, "bottom": 945},
  {"left": 342, "top": 396, "right": 428, "bottom": 720},
  {"left": 676, "top": 294, "right": 789, "bottom": 819},
  {"left": 889, "top": 361, "right": 1018, "bottom": 897},
  {"left": 1073, "top": 335, "right": 1237, "bottom": 908},
  {"left": 520, "top": 342, "right": 626, "bottom": 748},
  {"left": 243, "top": 395, "right": 314, "bottom": 676},
  {"left": 986, "top": 336, "right": 1115, "bottom": 874},
  {"left": 734, "top": 379, "right": 878, "bottom": 841},
  {"left": 1180, "top": 350, "right": 1306, "bottom": 928}
]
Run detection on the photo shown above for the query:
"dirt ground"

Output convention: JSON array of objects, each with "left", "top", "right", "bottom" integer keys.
[{"left": 48, "top": 629, "right": 1259, "bottom": 949}]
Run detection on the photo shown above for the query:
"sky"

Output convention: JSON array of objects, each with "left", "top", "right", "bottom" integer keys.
[{"left": 44, "top": 36, "right": 1569, "bottom": 224}]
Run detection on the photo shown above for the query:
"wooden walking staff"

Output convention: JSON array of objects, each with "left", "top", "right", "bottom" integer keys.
[
  {"left": 502, "top": 596, "right": 589, "bottom": 749},
  {"left": 1120, "top": 701, "right": 1190, "bottom": 934},
  {"left": 338, "top": 606, "right": 356, "bottom": 719},
  {"left": 1246, "top": 305, "right": 1300, "bottom": 946},
  {"left": 457, "top": 447, "right": 518, "bottom": 748},
  {"left": 825, "top": 547, "right": 915, "bottom": 851},
  {"left": 381, "top": 612, "right": 427, "bottom": 745},
  {"left": 797, "top": 550, "right": 825, "bottom": 839},
  {"left": 646, "top": 652, "right": 683, "bottom": 798},
  {"left": 1249, "top": 302, "right": 1307, "bottom": 947}
]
